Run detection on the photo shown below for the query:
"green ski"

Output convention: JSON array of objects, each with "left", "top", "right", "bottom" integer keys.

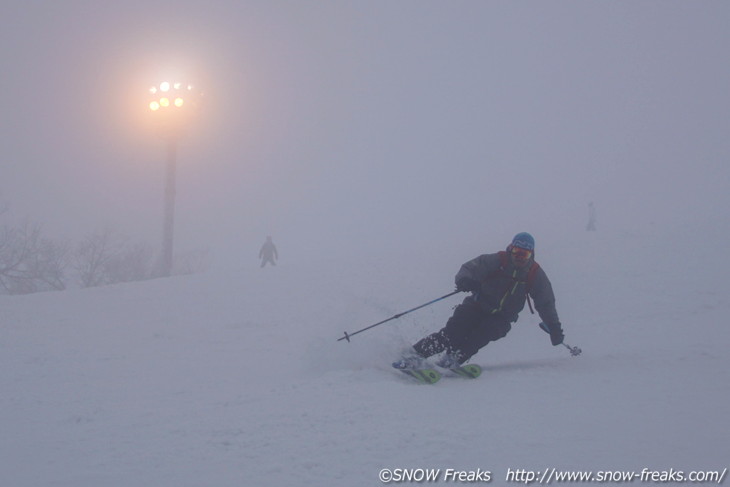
[
  {"left": 448, "top": 364, "right": 482, "bottom": 379},
  {"left": 398, "top": 368, "right": 441, "bottom": 384}
]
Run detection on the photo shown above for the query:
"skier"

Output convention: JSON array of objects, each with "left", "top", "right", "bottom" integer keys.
[
  {"left": 393, "top": 232, "right": 565, "bottom": 369},
  {"left": 259, "top": 236, "right": 278, "bottom": 268},
  {"left": 586, "top": 202, "right": 597, "bottom": 231}
]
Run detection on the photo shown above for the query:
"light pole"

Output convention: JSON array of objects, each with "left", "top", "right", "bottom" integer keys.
[{"left": 149, "top": 81, "right": 198, "bottom": 277}]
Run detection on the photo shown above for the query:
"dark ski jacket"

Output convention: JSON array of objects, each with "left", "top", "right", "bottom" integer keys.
[{"left": 454, "top": 251, "right": 560, "bottom": 326}]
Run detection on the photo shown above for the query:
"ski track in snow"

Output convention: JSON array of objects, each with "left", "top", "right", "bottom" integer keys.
[{"left": 1, "top": 222, "right": 729, "bottom": 487}]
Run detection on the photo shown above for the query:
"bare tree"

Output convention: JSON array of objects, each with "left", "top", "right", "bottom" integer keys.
[
  {"left": 105, "top": 241, "right": 155, "bottom": 283},
  {"left": 0, "top": 220, "right": 69, "bottom": 294},
  {"left": 25, "top": 236, "right": 69, "bottom": 291},
  {"left": 73, "top": 228, "right": 155, "bottom": 288},
  {"left": 0, "top": 211, "right": 204, "bottom": 293},
  {"left": 74, "top": 227, "right": 119, "bottom": 288}
]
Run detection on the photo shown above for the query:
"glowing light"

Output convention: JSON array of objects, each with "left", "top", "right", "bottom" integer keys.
[{"left": 149, "top": 80, "right": 197, "bottom": 113}]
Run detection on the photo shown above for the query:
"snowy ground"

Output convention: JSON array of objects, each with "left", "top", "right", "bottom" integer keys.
[{"left": 2, "top": 220, "right": 729, "bottom": 487}]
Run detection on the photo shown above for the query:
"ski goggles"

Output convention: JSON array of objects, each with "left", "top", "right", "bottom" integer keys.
[{"left": 510, "top": 247, "right": 532, "bottom": 261}]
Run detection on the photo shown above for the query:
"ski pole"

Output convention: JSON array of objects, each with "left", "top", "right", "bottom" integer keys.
[
  {"left": 539, "top": 322, "right": 582, "bottom": 356},
  {"left": 338, "top": 290, "right": 460, "bottom": 342}
]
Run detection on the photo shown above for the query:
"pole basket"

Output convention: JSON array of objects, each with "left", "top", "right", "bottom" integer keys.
[{"left": 563, "top": 343, "right": 582, "bottom": 356}]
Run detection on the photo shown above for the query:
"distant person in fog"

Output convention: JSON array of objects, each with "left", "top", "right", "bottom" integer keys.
[
  {"left": 259, "top": 236, "right": 278, "bottom": 267},
  {"left": 586, "top": 202, "right": 597, "bottom": 231}
]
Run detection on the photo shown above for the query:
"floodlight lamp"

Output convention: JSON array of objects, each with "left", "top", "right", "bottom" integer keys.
[
  {"left": 174, "top": 97, "right": 184, "bottom": 107},
  {"left": 150, "top": 86, "right": 158, "bottom": 94},
  {"left": 160, "top": 97, "right": 170, "bottom": 107},
  {"left": 160, "top": 82, "right": 170, "bottom": 92},
  {"left": 149, "top": 101, "right": 160, "bottom": 111}
]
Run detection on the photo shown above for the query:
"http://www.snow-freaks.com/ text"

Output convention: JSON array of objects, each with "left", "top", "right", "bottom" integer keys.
[{"left": 377, "top": 466, "right": 728, "bottom": 484}]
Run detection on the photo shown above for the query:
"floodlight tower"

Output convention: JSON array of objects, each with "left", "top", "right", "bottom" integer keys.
[{"left": 148, "top": 81, "right": 199, "bottom": 277}]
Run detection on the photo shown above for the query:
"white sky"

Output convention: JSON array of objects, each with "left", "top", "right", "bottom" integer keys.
[{"left": 1, "top": 1, "right": 728, "bottom": 264}]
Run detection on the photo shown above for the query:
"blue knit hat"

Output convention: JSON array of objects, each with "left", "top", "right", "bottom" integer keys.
[{"left": 511, "top": 232, "right": 535, "bottom": 251}]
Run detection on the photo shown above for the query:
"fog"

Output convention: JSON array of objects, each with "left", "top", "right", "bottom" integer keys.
[{"left": 2, "top": 1, "right": 728, "bottom": 267}]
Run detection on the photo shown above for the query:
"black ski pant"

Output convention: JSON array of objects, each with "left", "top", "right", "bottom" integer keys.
[{"left": 413, "top": 301, "right": 511, "bottom": 364}]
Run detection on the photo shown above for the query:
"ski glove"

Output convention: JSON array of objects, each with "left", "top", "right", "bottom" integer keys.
[
  {"left": 539, "top": 321, "right": 564, "bottom": 346},
  {"left": 456, "top": 277, "right": 480, "bottom": 293}
]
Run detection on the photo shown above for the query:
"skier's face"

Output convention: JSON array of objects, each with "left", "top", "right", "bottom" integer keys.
[{"left": 510, "top": 247, "right": 532, "bottom": 268}]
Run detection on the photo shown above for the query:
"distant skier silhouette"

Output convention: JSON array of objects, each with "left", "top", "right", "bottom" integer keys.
[
  {"left": 259, "top": 236, "right": 278, "bottom": 267},
  {"left": 586, "top": 202, "right": 597, "bottom": 231}
]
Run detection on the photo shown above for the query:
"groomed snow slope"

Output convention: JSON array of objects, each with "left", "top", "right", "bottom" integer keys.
[{"left": 2, "top": 220, "right": 728, "bottom": 487}]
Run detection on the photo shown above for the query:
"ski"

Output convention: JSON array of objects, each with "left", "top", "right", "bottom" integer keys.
[
  {"left": 394, "top": 364, "right": 481, "bottom": 383},
  {"left": 446, "top": 364, "right": 482, "bottom": 379},
  {"left": 397, "top": 368, "right": 441, "bottom": 384}
]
